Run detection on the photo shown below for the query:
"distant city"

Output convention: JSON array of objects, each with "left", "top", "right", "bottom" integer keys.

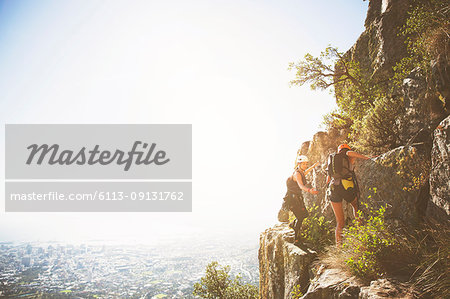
[{"left": 0, "top": 236, "right": 259, "bottom": 298}]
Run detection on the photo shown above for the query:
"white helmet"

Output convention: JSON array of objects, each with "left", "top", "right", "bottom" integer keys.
[{"left": 296, "top": 155, "right": 309, "bottom": 164}]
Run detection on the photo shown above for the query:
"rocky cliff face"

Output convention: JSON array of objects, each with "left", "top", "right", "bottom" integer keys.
[
  {"left": 349, "top": 0, "right": 410, "bottom": 82},
  {"left": 259, "top": 0, "right": 449, "bottom": 297},
  {"left": 259, "top": 224, "right": 316, "bottom": 298},
  {"left": 342, "top": 0, "right": 448, "bottom": 146},
  {"left": 261, "top": 125, "right": 444, "bottom": 298},
  {"left": 429, "top": 115, "right": 450, "bottom": 220},
  {"left": 259, "top": 224, "right": 415, "bottom": 299}
]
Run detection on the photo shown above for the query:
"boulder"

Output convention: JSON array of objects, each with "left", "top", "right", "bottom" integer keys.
[
  {"left": 301, "top": 266, "right": 415, "bottom": 298},
  {"left": 301, "top": 266, "right": 361, "bottom": 299},
  {"left": 399, "top": 67, "right": 447, "bottom": 146},
  {"left": 431, "top": 55, "right": 450, "bottom": 112},
  {"left": 359, "top": 279, "right": 416, "bottom": 299},
  {"left": 355, "top": 145, "right": 431, "bottom": 226},
  {"left": 429, "top": 115, "right": 450, "bottom": 221}
]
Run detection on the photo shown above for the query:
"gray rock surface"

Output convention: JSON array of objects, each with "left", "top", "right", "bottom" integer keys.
[
  {"left": 359, "top": 279, "right": 415, "bottom": 299},
  {"left": 259, "top": 224, "right": 316, "bottom": 298},
  {"left": 340, "top": 0, "right": 446, "bottom": 146},
  {"left": 429, "top": 115, "right": 450, "bottom": 220},
  {"left": 301, "top": 266, "right": 361, "bottom": 299},
  {"left": 344, "top": 0, "right": 409, "bottom": 86},
  {"left": 356, "top": 145, "right": 430, "bottom": 226}
]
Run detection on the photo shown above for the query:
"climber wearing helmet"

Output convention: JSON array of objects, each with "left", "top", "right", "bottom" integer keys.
[
  {"left": 326, "top": 143, "right": 370, "bottom": 245},
  {"left": 284, "top": 154, "right": 319, "bottom": 246}
]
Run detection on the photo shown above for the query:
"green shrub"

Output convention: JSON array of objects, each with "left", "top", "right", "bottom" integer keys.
[
  {"left": 193, "top": 261, "right": 258, "bottom": 299},
  {"left": 300, "top": 205, "right": 334, "bottom": 252},
  {"left": 320, "top": 206, "right": 449, "bottom": 297},
  {"left": 342, "top": 203, "right": 396, "bottom": 280},
  {"left": 351, "top": 96, "right": 404, "bottom": 154},
  {"left": 321, "top": 110, "right": 353, "bottom": 132}
]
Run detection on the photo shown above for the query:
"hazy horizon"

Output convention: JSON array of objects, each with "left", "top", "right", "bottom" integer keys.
[{"left": 0, "top": 0, "right": 368, "bottom": 242}]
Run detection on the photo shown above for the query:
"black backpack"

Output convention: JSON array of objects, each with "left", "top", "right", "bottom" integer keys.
[{"left": 327, "top": 150, "right": 352, "bottom": 179}]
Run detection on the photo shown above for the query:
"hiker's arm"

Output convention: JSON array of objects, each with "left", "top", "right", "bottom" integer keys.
[
  {"left": 346, "top": 151, "right": 370, "bottom": 160},
  {"left": 304, "top": 162, "right": 318, "bottom": 175},
  {"left": 294, "top": 172, "right": 319, "bottom": 195}
]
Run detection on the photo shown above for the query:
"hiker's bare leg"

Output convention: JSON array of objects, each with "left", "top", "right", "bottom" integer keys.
[
  {"left": 350, "top": 197, "right": 359, "bottom": 220},
  {"left": 331, "top": 201, "right": 345, "bottom": 246}
]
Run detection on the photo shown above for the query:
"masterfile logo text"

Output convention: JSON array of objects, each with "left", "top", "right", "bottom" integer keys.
[{"left": 26, "top": 141, "right": 170, "bottom": 171}]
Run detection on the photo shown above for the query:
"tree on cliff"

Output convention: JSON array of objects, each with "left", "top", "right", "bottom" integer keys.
[
  {"left": 288, "top": 0, "right": 449, "bottom": 154},
  {"left": 288, "top": 46, "right": 386, "bottom": 126},
  {"left": 288, "top": 46, "right": 399, "bottom": 153},
  {"left": 193, "top": 261, "right": 258, "bottom": 299}
]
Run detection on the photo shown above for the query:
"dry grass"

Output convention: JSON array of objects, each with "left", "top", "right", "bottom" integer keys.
[
  {"left": 317, "top": 245, "right": 354, "bottom": 277},
  {"left": 408, "top": 221, "right": 450, "bottom": 298}
]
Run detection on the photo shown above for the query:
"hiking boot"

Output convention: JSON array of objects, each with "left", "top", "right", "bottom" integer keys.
[
  {"left": 288, "top": 219, "right": 297, "bottom": 230},
  {"left": 294, "top": 238, "right": 309, "bottom": 251}
]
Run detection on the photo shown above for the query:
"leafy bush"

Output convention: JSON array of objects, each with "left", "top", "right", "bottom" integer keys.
[
  {"left": 322, "top": 110, "right": 352, "bottom": 131},
  {"left": 320, "top": 202, "right": 449, "bottom": 296},
  {"left": 351, "top": 96, "right": 405, "bottom": 153},
  {"left": 193, "top": 261, "right": 258, "bottom": 299},
  {"left": 291, "top": 284, "right": 303, "bottom": 299},
  {"left": 300, "top": 204, "right": 333, "bottom": 252},
  {"left": 342, "top": 203, "right": 396, "bottom": 280}
]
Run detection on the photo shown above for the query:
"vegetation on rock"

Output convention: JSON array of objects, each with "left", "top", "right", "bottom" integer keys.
[
  {"left": 319, "top": 195, "right": 449, "bottom": 298},
  {"left": 289, "top": 1, "right": 449, "bottom": 154},
  {"left": 392, "top": 0, "right": 449, "bottom": 93},
  {"left": 193, "top": 261, "right": 258, "bottom": 299},
  {"left": 342, "top": 203, "right": 396, "bottom": 280},
  {"left": 300, "top": 204, "right": 333, "bottom": 252}
]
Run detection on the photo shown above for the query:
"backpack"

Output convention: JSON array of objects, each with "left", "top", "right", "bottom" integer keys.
[
  {"left": 326, "top": 150, "right": 352, "bottom": 179},
  {"left": 277, "top": 198, "right": 290, "bottom": 223}
]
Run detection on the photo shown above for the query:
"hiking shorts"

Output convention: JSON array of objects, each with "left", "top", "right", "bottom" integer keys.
[
  {"left": 327, "top": 182, "right": 358, "bottom": 203},
  {"left": 284, "top": 192, "right": 308, "bottom": 220}
]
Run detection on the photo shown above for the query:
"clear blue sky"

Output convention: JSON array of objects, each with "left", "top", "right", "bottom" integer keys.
[{"left": 0, "top": 0, "right": 368, "bottom": 242}]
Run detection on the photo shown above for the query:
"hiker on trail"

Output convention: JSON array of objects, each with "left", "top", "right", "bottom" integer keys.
[
  {"left": 284, "top": 155, "right": 319, "bottom": 246},
  {"left": 326, "top": 144, "right": 370, "bottom": 245}
]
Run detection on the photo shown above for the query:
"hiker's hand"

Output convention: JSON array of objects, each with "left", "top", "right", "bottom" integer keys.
[{"left": 309, "top": 188, "right": 319, "bottom": 195}]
